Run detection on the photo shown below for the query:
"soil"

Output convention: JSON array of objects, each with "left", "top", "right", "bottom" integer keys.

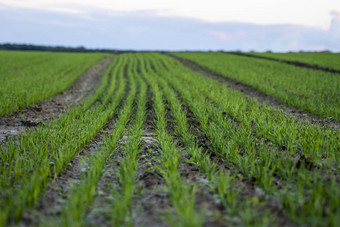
[
  {"left": 169, "top": 54, "right": 340, "bottom": 129},
  {"left": 0, "top": 56, "right": 113, "bottom": 144},
  {"left": 227, "top": 52, "right": 340, "bottom": 74}
]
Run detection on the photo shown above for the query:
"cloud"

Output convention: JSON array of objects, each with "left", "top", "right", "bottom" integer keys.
[
  {"left": 1, "top": 0, "right": 340, "bottom": 28},
  {"left": 0, "top": 7, "right": 339, "bottom": 51}
]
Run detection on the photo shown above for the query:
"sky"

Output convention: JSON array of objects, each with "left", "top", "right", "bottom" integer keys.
[{"left": 1, "top": 0, "right": 340, "bottom": 51}]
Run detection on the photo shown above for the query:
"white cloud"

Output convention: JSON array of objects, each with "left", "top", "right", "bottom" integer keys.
[
  {"left": 3, "top": 8, "right": 340, "bottom": 51},
  {"left": 0, "top": 0, "right": 340, "bottom": 28}
]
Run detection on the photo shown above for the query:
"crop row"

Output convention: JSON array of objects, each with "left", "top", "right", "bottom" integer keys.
[
  {"left": 248, "top": 51, "right": 340, "bottom": 71},
  {"left": 172, "top": 52, "right": 340, "bottom": 120}
]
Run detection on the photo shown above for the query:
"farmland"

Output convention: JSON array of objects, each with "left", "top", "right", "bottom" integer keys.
[
  {"left": 0, "top": 51, "right": 106, "bottom": 116},
  {"left": 247, "top": 52, "right": 340, "bottom": 71},
  {"left": 0, "top": 51, "right": 339, "bottom": 226},
  {"left": 172, "top": 52, "right": 340, "bottom": 120}
]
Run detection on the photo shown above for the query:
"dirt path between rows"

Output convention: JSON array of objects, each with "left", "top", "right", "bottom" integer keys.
[
  {"left": 0, "top": 55, "right": 113, "bottom": 144},
  {"left": 168, "top": 54, "right": 340, "bottom": 129},
  {"left": 227, "top": 52, "right": 340, "bottom": 74}
]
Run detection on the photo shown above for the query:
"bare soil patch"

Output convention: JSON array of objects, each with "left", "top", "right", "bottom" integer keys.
[
  {"left": 0, "top": 56, "right": 113, "bottom": 144},
  {"left": 169, "top": 54, "right": 340, "bottom": 129}
]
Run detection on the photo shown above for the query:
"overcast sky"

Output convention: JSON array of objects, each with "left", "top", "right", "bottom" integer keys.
[{"left": 1, "top": 0, "right": 340, "bottom": 51}]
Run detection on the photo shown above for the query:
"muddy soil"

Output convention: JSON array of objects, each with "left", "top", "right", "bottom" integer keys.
[
  {"left": 0, "top": 56, "right": 113, "bottom": 144},
  {"left": 169, "top": 54, "right": 340, "bottom": 129},
  {"left": 227, "top": 52, "right": 340, "bottom": 74}
]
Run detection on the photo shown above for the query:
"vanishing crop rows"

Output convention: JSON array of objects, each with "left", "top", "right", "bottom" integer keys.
[
  {"left": 173, "top": 52, "right": 340, "bottom": 120},
  {"left": 0, "top": 52, "right": 339, "bottom": 226},
  {"left": 249, "top": 51, "right": 340, "bottom": 71}
]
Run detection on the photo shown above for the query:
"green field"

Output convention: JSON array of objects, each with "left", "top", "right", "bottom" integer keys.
[
  {"left": 249, "top": 52, "right": 340, "bottom": 71},
  {"left": 173, "top": 52, "right": 340, "bottom": 120},
  {"left": 0, "top": 51, "right": 339, "bottom": 226},
  {"left": 0, "top": 51, "right": 105, "bottom": 116}
]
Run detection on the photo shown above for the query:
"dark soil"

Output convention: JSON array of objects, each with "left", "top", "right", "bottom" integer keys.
[
  {"left": 0, "top": 56, "right": 113, "bottom": 144},
  {"left": 168, "top": 54, "right": 340, "bottom": 129},
  {"left": 227, "top": 52, "right": 340, "bottom": 74}
]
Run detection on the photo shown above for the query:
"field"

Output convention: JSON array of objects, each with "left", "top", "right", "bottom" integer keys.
[
  {"left": 246, "top": 52, "right": 340, "bottom": 71},
  {"left": 0, "top": 51, "right": 339, "bottom": 226},
  {"left": 173, "top": 52, "right": 340, "bottom": 120},
  {"left": 0, "top": 51, "right": 106, "bottom": 117}
]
